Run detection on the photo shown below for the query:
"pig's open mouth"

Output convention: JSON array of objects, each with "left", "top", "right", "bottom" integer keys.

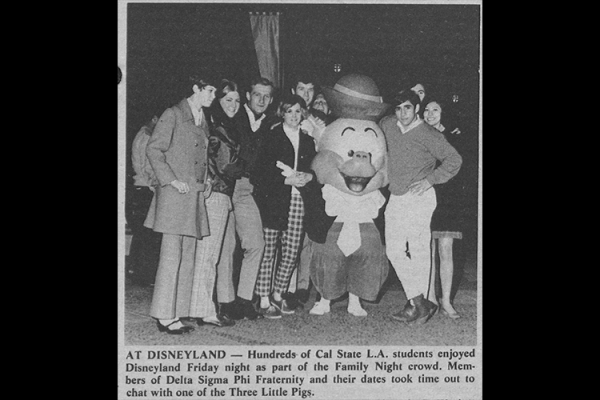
[{"left": 340, "top": 172, "right": 372, "bottom": 192}]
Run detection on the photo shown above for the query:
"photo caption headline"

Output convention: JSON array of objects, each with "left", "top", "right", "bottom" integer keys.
[{"left": 119, "top": 346, "right": 480, "bottom": 399}]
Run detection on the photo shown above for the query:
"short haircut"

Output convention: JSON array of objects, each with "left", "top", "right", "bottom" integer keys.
[
  {"left": 276, "top": 94, "right": 308, "bottom": 119},
  {"left": 393, "top": 89, "right": 421, "bottom": 108},
  {"left": 189, "top": 74, "right": 217, "bottom": 90},
  {"left": 291, "top": 72, "right": 318, "bottom": 87},
  {"left": 248, "top": 76, "right": 274, "bottom": 93}
]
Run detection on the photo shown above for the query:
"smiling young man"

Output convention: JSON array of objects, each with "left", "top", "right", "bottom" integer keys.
[
  {"left": 291, "top": 74, "right": 327, "bottom": 144},
  {"left": 378, "top": 89, "right": 462, "bottom": 325}
]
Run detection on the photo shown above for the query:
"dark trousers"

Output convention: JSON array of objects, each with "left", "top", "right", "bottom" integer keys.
[{"left": 127, "top": 186, "right": 162, "bottom": 285}]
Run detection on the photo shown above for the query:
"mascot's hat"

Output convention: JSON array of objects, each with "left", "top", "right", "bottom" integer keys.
[{"left": 322, "top": 74, "right": 390, "bottom": 122}]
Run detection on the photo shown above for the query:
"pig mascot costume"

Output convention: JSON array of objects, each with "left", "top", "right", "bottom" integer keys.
[{"left": 306, "top": 74, "right": 390, "bottom": 317}]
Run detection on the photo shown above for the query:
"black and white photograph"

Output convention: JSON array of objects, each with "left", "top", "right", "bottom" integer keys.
[{"left": 118, "top": 0, "right": 481, "bottom": 398}]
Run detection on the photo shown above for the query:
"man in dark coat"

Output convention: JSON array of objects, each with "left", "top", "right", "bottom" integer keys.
[{"left": 215, "top": 77, "right": 276, "bottom": 320}]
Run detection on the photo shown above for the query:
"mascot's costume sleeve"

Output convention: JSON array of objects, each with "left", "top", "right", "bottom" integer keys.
[{"left": 298, "top": 74, "right": 391, "bottom": 314}]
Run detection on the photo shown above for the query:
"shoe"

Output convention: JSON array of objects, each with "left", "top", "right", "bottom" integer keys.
[
  {"left": 259, "top": 304, "right": 282, "bottom": 319},
  {"left": 220, "top": 302, "right": 243, "bottom": 321},
  {"left": 309, "top": 301, "right": 330, "bottom": 315},
  {"left": 392, "top": 301, "right": 415, "bottom": 322},
  {"left": 440, "top": 305, "right": 461, "bottom": 319},
  {"left": 156, "top": 320, "right": 195, "bottom": 335},
  {"left": 428, "top": 300, "right": 439, "bottom": 316},
  {"left": 347, "top": 305, "right": 368, "bottom": 317},
  {"left": 237, "top": 298, "right": 264, "bottom": 320},
  {"left": 198, "top": 314, "right": 235, "bottom": 327},
  {"left": 282, "top": 292, "right": 302, "bottom": 310},
  {"left": 270, "top": 295, "right": 295, "bottom": 314},
  {"left": 406, "top": 294, "right": 437, "bottom": 325},
  {"left": 295, "top": 289, "right": 310, "bottom": 305},
  {"left": 216, "top": 313, "right": 236, "bottom": 326}
]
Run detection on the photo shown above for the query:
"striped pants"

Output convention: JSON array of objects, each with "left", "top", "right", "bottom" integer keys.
[{"left": 255, "top": 193, "right": 305, "bottom": 297}]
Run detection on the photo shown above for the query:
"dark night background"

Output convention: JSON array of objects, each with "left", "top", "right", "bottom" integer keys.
[{"left": 122, "top": 2, "right": 480, "bottom": 241}]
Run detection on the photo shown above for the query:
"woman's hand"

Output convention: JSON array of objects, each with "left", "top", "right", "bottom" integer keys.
[
  {"left": 285, "top": 172, "right": 313, "bottom": 187},
  {"left": 170, "top": 179, "right": 189, "bottom": 194}
]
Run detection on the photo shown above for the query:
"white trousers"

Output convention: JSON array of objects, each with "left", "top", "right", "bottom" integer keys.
[{"left": 384, "top": 189, "right": 437, "bottom": 300}]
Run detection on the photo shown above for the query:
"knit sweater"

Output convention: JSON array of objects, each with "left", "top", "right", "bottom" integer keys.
[{"left": 379, "top": 115, "right": 462, "bottom": 196}]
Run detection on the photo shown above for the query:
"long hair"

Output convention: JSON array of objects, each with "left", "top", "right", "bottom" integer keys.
[{"left": 210, "top": 79, "right": 240, "bottom": 127}]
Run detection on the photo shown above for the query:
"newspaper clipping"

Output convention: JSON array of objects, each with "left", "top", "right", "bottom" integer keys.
[{"left": 118, "top": 1, "right": 482, "bottom": 399}]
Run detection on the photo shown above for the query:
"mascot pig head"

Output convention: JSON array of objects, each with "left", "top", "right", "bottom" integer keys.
[{"left": 313, "top": 74, "right": 390, "bottom": 195}]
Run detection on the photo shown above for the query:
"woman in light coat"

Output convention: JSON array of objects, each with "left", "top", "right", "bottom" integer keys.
[{"left": 144, "top": 75, "right": 216, "bottom": 334}]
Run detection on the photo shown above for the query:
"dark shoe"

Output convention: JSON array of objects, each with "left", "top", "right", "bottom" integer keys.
[
  {"left": 220, "top": 302, "right": 243, "bottom": 321},
  {"left": 217, "top": 313, "right": 236, "bottom": 326},
  {"left": 282, "top": 292, "right": 302, "bottom": 310},
  {"left": 199, "top": 314, "right": 235, "bottom": 327},
  {"left": 156, "top": 320, "right": 194, "bottom": 335},
  {"left": 407, "top": 294, "right": 437, "bottom": 325},
  {"left": 270, "top": 295, "right": 295, "bottom": 314},
  {"left": 237, "top": 298, "right": 264, "bottom": 320},
  {"left": 258, "top": 304, "right": 282, "bottom": 319},
  {"left": 295, "top": 289, "right": 310, "bottom": 305},
  {"left": 392, "top": 301, "right": 416, "bottom": 322}
]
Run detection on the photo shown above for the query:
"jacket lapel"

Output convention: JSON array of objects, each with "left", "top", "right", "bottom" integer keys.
[{"left": 179, "top": 98, "right": 209, "bottom": 138}]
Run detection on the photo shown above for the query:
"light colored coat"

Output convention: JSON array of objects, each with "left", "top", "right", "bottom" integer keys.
[{"left": 144, "top": 99, "right": 210, "bottom": 239}]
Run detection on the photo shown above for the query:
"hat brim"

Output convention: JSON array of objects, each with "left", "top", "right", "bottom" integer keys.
[{"left": 322, "top": 86, "right": 390, "bottom": 122}]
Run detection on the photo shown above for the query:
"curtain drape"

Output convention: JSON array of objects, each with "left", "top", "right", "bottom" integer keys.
[{"left": 249, "top": 12, "right": 283, "bottom": 90}]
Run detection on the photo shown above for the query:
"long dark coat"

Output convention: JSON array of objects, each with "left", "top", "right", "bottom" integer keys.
[
  {"left": 144, "top": 99, "right": 210, "bottom": 239},
  {"left": 251, "top": 123, "right": 317, "bottom": 231}
]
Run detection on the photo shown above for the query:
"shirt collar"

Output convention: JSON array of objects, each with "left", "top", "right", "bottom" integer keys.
[
  {"left": 187, "top": 98, "right": 203, "bottom": 126},
  {"left": 397, "top": 115, "right": 422, "bottom": 134},
  {"left": 244, "top": 104, "right": 265, "bottom": 131}
]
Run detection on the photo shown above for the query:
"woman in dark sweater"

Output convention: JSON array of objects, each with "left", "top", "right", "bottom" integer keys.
[
  {"left": 251, "top": 94, "right": 317, "bottom": 319},
  {"left": 423, "top": 95, "right": 467, "bottom": 319}
]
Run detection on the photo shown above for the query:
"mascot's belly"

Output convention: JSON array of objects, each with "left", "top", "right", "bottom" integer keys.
[{"left": 310, "top": 222, "right": 389, "bottom": 301}]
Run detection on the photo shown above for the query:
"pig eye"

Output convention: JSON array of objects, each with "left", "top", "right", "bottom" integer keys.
[
  {"left": 341, "top": 127, "right": 356, "bottom": 136},
  {"left": 348, "top": 150, "right": 354, "bottom": 157},
  {"left": 364, "top": 127, "right": 378, "bottom": 138}
]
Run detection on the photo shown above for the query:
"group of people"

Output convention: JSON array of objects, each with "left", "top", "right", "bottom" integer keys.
[{"left": 128, "top": 72, "right": 468, "bottom": 334}]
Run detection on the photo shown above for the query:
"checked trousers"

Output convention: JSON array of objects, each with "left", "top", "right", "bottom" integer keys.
[{"left": 255, "top": 193, "right": 305, "bottom": 297}]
